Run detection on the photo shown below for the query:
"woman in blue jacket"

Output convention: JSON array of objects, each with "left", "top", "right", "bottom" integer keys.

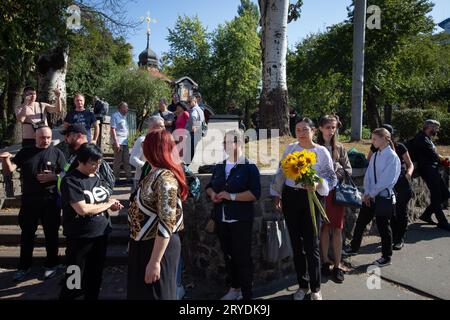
[{"left": 205, "top": 129, "right": 261, "bottom": 301}]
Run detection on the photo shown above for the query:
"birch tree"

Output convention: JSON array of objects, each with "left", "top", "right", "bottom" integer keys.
[{"left": 258, "top": 0, "right": 302, "bottom": 135}]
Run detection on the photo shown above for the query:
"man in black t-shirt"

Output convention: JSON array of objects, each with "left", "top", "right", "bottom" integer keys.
[
  {"left": 64, "top": 93, "right": 99, "bottom": 143},
  {"left": 0, "top": 126, "right": 66, "bottom": 282}
]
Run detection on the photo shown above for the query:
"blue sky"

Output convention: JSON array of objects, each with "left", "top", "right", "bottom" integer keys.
[{"left": 121, "top": 0, "right": 450, "bottom": 63}]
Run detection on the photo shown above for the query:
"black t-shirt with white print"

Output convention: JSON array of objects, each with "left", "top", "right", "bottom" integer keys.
[
  {"left": 11, "top": 146, "right": 66, "bottom": 200},
  {"left": 61, "top": 169, "right": 112, "bottom": 238}
]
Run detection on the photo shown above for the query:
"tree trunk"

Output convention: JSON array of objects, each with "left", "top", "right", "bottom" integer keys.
[
  {"left": 259, "top": 0, "right": 290, "bottom": 136},
  {"left": 36, "top": 47, "right": 68, "bottom": 127},
  {"left": 365, "top": 93, "right": 381, "bottom": 132},
  {"left": 384, "top": 104, "right": 392, "bottom": 124}
]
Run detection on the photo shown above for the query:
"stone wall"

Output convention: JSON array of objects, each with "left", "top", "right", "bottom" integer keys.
[{"left": 182, "top": 168, "right": 449, "bottom": 290}]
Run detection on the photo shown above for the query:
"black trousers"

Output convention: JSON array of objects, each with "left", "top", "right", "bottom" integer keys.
[
  {"left": 217, "top": 220, "right": 253, "bottom": 300},
  {"left": 282, "top": 186, "right": 321, "bottom": 293},
  {"left": 420, "top": 166, "right": 450, "bottom": 226},
  {"left": 391, "top": 176, "right": 413, "bottom": 244},
  {"left": 350, "top": 202, "right": 393, "bottom": 259},
  {"left": 18, "top": 198, "right": 60, "bottom": 269},
  {"left": 127, "top": 234, "right": 180, "bottom": 300},
  {"left": 59, "top": 235, "right": 108, "bottom": 300}
]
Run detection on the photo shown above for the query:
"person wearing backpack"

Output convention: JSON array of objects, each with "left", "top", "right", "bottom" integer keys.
[
  {"left": 413, "top": 120, "right": 450, "bottom": 231},
  {"left": 59, "top": 124, "right": 115, "bottom": 195},
  {"left": 186, "top": 95, "right": 206, "bottom": 164}
]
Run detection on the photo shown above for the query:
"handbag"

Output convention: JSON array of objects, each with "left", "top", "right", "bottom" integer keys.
[
  {"left": 373, "top": 152, "right": 394, "bottom": 217},
  {"left": 333, "top": 170, "right": 362, "bottom": 207},
  {"left": 265, "top": 215, "right": 293, "bottom": 263}
]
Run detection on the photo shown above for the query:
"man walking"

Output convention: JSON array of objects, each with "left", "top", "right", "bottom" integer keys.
[
  {"left": 1, "top": 126, "right": 66, "bottom": 281},
  {"left": 110, "top": 102, "right": 131, "bottom": 185},
  {"left": 414, "top": 120, "right": 450, "bottom": 231}
]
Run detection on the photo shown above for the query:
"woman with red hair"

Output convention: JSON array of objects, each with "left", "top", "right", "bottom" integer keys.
[{"left": 127, "top": 129, "right": 188, "bottom": 300}]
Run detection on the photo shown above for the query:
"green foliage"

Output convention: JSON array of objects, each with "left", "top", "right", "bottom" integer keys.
[
  {"left": 66, "top": 13, "right": 133, "bottom": 104},
  {"left": 162, "top": 15, "right": 211, "bottom": 85},
  {"left": 162, "top": 2, "right": 261, "bottom": 114},
  {"left": 438, "top": 116, "right": 450, "bottom": 145},
  {"left": 101, "top": 67, "right": 171, "bottom": 130},
  {"left": 209, "top": 9, "right": 261, "bottom": 112},
  {"left": 392, "top": 108, "right": 449, "bottom": 143},
  {"left": 287, "top": 0, "right": 450, "bottom": 134}
]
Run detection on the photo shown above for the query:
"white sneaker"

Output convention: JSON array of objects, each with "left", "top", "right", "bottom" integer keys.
[
  {"left": 311, "top": 291, "right": 323, "bottom": 300},
  {"left": 293, "top": 289, "right": 307, "bottom": 300},
  {"left": 220, "top": 288, "right": 242, "bottom": 300},
  {"left": 44, "top": 267, "right": 58, "bottom": 280},
  {"left": 176, "top": 285, "right": 185, "bottom": 300}
]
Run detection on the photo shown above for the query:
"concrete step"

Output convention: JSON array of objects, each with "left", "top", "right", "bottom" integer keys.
[
  {"left": 0, "top": 244, "right": 129, "bottom": 268},
  {"left": 0, "top": 224, "right": 129, "bottom": 246},
  {"left": 0, "top": 210, "right": 129, "bottom": 226}
]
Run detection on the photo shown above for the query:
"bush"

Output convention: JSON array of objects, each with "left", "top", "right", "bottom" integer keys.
[
  {"left": 392, "top": 108, "right": 449, "bottom": 144},
  {"left": 438, "top": 116, "right": 450, "bottom": 145},
  {"left": 392, "top": 109, "right": 424, "bottom": 140}
]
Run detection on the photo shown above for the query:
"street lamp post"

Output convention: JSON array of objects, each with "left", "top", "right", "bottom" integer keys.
[{"left": 351, "top": 0, "right": 367, "bottom": 141}]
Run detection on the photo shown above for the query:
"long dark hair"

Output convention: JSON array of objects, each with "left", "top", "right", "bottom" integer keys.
[{"left": 317, "top": 115, "right": 340, "bottom": 161}]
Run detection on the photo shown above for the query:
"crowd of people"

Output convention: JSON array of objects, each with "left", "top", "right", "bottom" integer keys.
[{"left": 0, "top": 85, "right": 449, "bottom": 300}]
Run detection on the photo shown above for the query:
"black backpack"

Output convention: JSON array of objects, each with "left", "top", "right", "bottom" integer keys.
[
  {"left": 94, "top": 99, "right": 109, "bottom": 117},
  {"left": 405, "top": 138, "right": 418, "bottom": 163}
]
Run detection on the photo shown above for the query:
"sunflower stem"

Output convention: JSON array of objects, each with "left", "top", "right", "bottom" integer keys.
[
  {"left": 312, "top": 193, "right": 329, "bottom": 224},
  {"left": 307, "top": 191, "right": 318, "bottom": 237}
]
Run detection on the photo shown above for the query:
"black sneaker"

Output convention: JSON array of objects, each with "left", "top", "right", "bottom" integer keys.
[
  {"left": 419, "top": 214, "right": 435, "bottom": 225},
  {"left": 437, "top": 223, "right": 450, "bottom": 232},
  {"left": 374, "top": 257, "right": 391, "bottom": 267},
  {"left": 321, "top": 262, "right": 332, "bottom": 276},
  {"left": 342, "top": 247, "right": 357, "bottom": 257},
  {"left": 332, "top": 267, "right": 345, "bottom": 283},
  {"left": 393, "top": 241, "right": 404, "bottom": 251}
]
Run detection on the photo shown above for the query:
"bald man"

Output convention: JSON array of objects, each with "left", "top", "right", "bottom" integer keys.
[{"left": 1, "top": 126, "right": 66, "bottom": 281}]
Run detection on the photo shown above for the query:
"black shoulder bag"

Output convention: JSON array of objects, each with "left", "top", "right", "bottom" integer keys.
[
  {"left": 373, "top": 152, "right": 394, "bottom": 217},
  {"left": 333, "top": 170, "right": 362, "bottom": 208}
]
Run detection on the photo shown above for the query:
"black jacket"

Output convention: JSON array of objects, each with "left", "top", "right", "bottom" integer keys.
[
  {"left": 413, "top": 131, "right": 440, "bottom": 169},
  {"left": 205, "top": 158, "right": 261, "bottom": 222}
]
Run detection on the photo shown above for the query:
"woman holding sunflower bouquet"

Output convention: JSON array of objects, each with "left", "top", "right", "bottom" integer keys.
[{"left": 271, "top": 118, "right": 337, "bottom": 300}]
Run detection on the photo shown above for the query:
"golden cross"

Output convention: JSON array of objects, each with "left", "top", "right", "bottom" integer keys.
[{"left": 141, "top": 11, "right": 158, "bottom": 35}]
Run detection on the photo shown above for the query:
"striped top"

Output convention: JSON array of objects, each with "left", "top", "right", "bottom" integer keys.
[{"left": 128, "top": 168, "right": 183, "bottom": 241}]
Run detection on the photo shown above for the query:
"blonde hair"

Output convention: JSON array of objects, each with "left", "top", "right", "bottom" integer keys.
[{"left": 372, "top": 128, "right": 395, "bottom": 150}]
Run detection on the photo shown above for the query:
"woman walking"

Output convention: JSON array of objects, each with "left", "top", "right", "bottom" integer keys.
[{"left": 271, "top": 118, "right": 337, "bottom": 300}]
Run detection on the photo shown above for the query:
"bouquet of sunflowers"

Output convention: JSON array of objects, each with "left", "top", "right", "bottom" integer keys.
[{"left": 281, "top": 150, "right": 329, "bottom": 236}]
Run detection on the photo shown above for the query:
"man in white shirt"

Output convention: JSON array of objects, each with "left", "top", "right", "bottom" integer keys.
[
  {"left": 111, "top": 102, "right": 131, "bottom": 184},
  {"left": 129, "top": 116, "right": 165, "bottom": 190},
  {"left": 185, "top": 95, "right": 205, "bottom": 164}
]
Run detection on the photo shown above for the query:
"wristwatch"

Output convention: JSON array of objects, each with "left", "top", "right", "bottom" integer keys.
[{"left": 230, "top": 193, "right": 237, "bottom": 201}]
